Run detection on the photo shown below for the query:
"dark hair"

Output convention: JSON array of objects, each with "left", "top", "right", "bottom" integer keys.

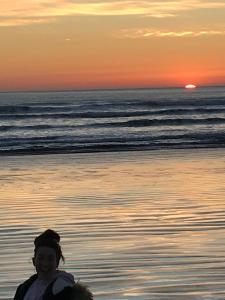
[
  {"left": 34, "top": 229, "right": 64, "bottom": 266},
  {"left": 70, "top": 282, "right": 93, "bottom": 300}
]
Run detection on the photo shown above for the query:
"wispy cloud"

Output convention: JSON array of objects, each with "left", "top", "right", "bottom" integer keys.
[
  {"left": 0, "top": 17, "right": 56, "bottom": 27},
  {"left": 119, "top": 28, "right": 225, "bottom": 38},
  {"left": 1, "top": 0, "right": 225, "bottom": 27}
]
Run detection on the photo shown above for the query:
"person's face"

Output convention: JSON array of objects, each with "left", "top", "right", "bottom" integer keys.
[{"left": 33, "top": 246, "right": 58, "bottom": 280}]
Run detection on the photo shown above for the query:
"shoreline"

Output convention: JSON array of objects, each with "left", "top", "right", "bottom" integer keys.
[{"left": 1, "top": 143, "right": 225, "bottom": 157}]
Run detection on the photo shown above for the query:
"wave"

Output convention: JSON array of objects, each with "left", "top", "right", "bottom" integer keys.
[
  {"left": 0, "top": 131, "right": 225, "bottom": 155},
  {"left": 0, "top": 88, "right": 225, "bottom": 155},
  {"left": 0, "top": 95, "right": 225, "bottom": 116},
  {"left": 1, "top": 141, "right": 225, "bottom": 156},
  {"left": 90, "top": 117, "right": 225, "bottom": 128},
  {"left": 0, "top": 125, "right": 53, "bottom": 132},
  {"left": 0, "top": 108, "right": 225, "bottom": 121},
  {"left": 1, "top": 116, "right": 225, "bottom": 133}
]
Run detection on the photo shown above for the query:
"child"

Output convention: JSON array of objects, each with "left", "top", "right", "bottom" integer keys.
[{"left": 14, "top": 229, "right": 93, "bottom": 300}]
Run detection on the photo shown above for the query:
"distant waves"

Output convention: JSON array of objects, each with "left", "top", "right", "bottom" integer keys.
[{"left": 0, "top": 87, "right": 225, "bottom": 155}]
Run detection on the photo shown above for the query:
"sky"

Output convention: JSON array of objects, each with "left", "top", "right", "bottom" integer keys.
[{"left": 0, "top": 0, "right": 225, "bottom": 91}]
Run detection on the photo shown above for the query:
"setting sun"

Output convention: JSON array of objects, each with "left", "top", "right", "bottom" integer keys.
[{"left": 185, "top": 84, "right": 197, "bottom": 89}]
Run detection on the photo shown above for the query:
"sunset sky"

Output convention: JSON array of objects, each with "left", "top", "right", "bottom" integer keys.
[{"left": 1, "top": 0, "right": 225, "bottom": 91}]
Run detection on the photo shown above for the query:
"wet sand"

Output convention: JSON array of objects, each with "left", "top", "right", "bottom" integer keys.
[{"left": 1, "top": 149, "right": 225, "bottom": 300}]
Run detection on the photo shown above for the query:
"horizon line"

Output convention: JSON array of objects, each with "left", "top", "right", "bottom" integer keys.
[{"left": 1, "top": 84, "right": 225, "bottom": 94}]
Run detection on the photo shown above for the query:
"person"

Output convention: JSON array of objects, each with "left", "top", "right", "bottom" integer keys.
[{"left": 13, "top": 229, "right": 93, "bottom": 300}]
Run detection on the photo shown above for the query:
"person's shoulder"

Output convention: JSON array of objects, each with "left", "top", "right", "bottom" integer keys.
[
  {"left": 23, "top": 274, "right": 38, "bottom": 284},
  {"left": 52, "top": 271, "right": 75, "bottom": 295},
  {"left": 14, "top": 274, "right": 37, "bottom": 300},
  {"left": 16, "top": 274, "right": 37, "bottom": 290}
]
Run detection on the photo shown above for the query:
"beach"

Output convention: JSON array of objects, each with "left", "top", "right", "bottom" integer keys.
[
  {"left": 1, "top": 0, "right": 225, "bottom": 297},
  {"left": 1, "top": 148, "right": 225, "bottom": 299}
]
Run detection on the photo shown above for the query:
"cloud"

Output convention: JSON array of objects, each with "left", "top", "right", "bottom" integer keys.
[
  {"left": 0, "top": 17, "right": 56, "bottom": 27},
  {"left": 119, "top": 28, "right": 225, "bottom": 38},
  {"left": 1, "top": 0, "right": 225, "bottom": 27}
]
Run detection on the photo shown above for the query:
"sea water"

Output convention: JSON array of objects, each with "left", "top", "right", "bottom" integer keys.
[{"left": 0, "top": 87, "right": 225, "bottom": 155}]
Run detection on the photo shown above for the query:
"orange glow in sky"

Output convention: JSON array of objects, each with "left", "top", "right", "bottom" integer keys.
[{"left": 0, "top": 1, "right": 225, "bottom": 91}]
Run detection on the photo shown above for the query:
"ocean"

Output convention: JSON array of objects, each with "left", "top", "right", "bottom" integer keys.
[
  {"left": 1, "top": 87, "right": 225, "bottom": 300},
  {"left": 0, "top": 86, "right": 225, "bottom": 155}
]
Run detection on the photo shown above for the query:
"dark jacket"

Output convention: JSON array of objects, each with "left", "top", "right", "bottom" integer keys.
[{"left": 14, "top": 274, "right": 75, "bottom": 300}]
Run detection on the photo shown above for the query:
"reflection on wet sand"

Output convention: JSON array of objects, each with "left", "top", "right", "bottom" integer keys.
[{"left": 1, "top": 149, "right": 225, "bottom": 299}]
